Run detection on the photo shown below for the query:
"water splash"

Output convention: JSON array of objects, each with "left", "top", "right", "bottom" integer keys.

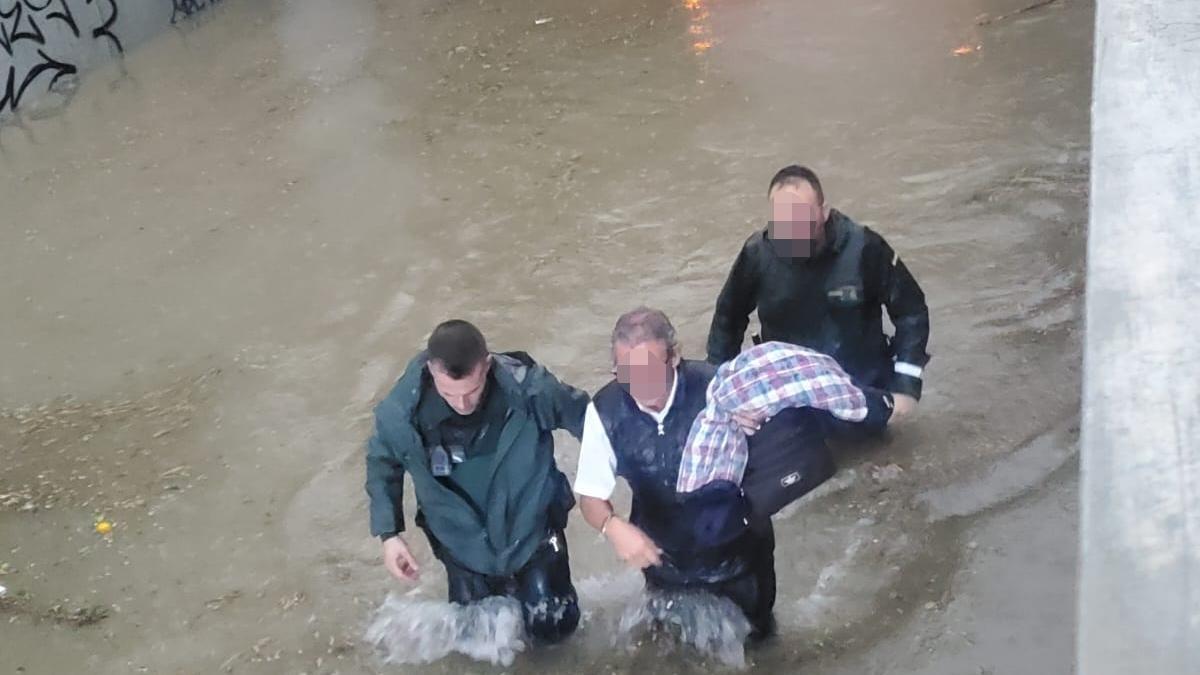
[
  {"left": 364, "top": 594, "right": 527, "bottom": 666},
  {"left": 614, "top": 589, "right": 752, "bottom": 669},
  {"left": 576, "top": 569, "right": 646, "bottom": 608}
]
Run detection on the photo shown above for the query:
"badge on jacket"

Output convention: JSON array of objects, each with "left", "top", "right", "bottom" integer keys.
[
  {"left": 430, "top": 445, "right": 452, "bottom": 476},
  {"left": 827, "top": 286, "right": 861, "bottom": 304}
]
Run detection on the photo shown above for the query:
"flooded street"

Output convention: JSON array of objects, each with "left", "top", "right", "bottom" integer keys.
[{"left": 1, "top": 0, "right": 1091, "bottom": 672}]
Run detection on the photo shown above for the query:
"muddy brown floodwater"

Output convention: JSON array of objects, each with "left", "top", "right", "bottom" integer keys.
[{"left": 0, "top": 0, "right": 1092, "bottom": 672}]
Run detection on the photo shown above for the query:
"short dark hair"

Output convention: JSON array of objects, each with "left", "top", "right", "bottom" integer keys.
[
  {"left": 427, "top": 320, "right": 489, "bottom": 379},
  {"left": 768, "top": 165, "right": 824, "bottom": 204}
]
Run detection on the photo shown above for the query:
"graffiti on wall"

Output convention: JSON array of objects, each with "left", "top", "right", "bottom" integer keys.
[
  {"left": 170, "top": 0, "right": 219, "bottom": 25},
  {"left": 2, "top": 0, "right": 220, "bottom": 115},
  {"left": 1, "top": 0, "right": 124, "bottom": 112}
]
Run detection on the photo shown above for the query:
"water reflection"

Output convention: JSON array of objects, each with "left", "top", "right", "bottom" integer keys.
[{"left": 683, "top": 0, "right": 715, "bottom": 53}]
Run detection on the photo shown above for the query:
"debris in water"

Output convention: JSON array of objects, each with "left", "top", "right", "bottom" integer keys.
[
  {"left": 95, "top": 520, "right": 113, "bottom": 535},
  {"left": 279, "top": 591, "right": 306, "bottom": 612},
  {"left": 160, "top": 465, "right": 190, "bottom": 479},
  {"left": 48, "top": 603, "right": 111, "bottom": 626},
  {"left": 953, "top": 44, "right": 981, "bottom": 56},
  {"left": 871, "top": 463, "right": 905, "bottom": 482},
  {"left": 534, "top": 17, "right": 554, "bottom": 25},
  {"left": 205, "top": 590, "right": 242, "bottom": 611}
]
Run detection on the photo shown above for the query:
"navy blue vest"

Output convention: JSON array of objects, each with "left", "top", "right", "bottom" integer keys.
[{"left": 594, "top": 360, "right": 754, "bottom": 583}]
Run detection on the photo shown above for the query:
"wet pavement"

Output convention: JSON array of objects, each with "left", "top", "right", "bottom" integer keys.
[{"left": 1, "top": 0, "right": 1091, "bottom": 672}]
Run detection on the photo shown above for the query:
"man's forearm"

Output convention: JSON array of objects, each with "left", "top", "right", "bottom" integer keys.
[
  {"left": 365, "top": 442, "right": 406, "bottom": 537},
  {"left": 884, "top": 254, "right": 930, "bottom": 399},
  {"left": 706, "top": 250, "right": 758, "bottom": 364},
  {"left": 820, "top": 386, "right": 895, "bottom": 437},
  {"left": 705, "top": 304, "right": 750, "bottom": 364},
  {"left": 579, "top": 495, "right": 616, "bottom": 532}
]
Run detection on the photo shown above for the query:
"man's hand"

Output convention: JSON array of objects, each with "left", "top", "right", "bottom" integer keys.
[
  {"left": 605, "top": 518, "right": 663, "bottom": 569},
  {"left": 732, "top": 411, "right": 765, "bottom": 436},
  {"left": 890, "top": 394, "right": 918, "bottom": 423},
  {"left": 382, "top": 535, "right": 421, "bottom": 582}
]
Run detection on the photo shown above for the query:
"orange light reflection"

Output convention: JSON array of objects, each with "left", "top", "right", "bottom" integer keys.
[{"left": 683, "top": 0, "right": 715, "bottom": 54}]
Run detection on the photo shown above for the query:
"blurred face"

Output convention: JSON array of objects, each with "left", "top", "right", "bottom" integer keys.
[
  {"left": 768, "top": 181, "right": 828, "bottom": 258},
  {"left": 429, "top": 357, "right": 490, "bottom": 415},
  {"left": 613, "top": 339, "right": 680, "bottom": 411}
]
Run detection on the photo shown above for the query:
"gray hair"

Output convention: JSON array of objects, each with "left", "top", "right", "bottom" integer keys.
[{"left": 611, "top": 306, "right": 679, "bottom": 362}]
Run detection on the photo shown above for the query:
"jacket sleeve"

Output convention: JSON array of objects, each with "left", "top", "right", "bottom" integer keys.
[
  {"left": 870, "top": 235, "right": 931, "bottom": 399},
  {"left": 821, "top": 386, "right": 894, "bottom": 437},
  {"left": 534, "top": 366, "right": 590, "bottom": 440},
  {"left": 706, "top": 242, "right": 760, "bottom": 365},
  {"left": 365, "top": 411, "right": 407, "bottom": 537}
]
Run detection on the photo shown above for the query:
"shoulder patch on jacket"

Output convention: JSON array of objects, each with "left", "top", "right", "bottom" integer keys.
[{"left": 493, "top": 352, "right": 533, "bottom": 385}]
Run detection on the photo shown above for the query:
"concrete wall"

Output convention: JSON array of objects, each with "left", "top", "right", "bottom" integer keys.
[
  {"left": 1, "top": 0, "right": 221, "bottom": 117},
  {"left": 1080, "top": 0, "right": 1200, "bottom": 673}
]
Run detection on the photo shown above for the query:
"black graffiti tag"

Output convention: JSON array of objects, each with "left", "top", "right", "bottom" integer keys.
[
  {"left": 89, "top": 0, "right": 121, "bottom": 53},
  {"left": 171, "top": 0, "right": 220, "bottom": 25},
  {"left": 2, "top": 0, "right": 223, "bottom": 115},
  {"left": 1, "top": 0, "right": 123, "bottom": 113}
]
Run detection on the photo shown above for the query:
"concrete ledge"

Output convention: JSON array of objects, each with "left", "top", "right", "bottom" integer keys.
[{"left": 1080, "top": 0, "right": 1200, "bottom": 672}]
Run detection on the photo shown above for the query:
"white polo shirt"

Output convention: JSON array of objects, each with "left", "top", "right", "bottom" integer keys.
[{"left": 573, "top": 369, "right": 680, "bottom": 501}]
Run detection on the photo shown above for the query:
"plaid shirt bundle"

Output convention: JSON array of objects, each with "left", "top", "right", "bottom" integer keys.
[{"left": 676, "top": 342, "right": 868, "bottom": 493}]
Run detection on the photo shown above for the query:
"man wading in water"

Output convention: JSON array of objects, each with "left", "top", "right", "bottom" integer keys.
[
  {"left": 365, "top": 320, "right": 589, "bottom": 643},
  {"left": 573, "top": 308, "right": 781, "bottom": 639},
  {"left": 706, "top": 165, "right": 931, "bottom": 425},
  {"left": 575, "top": 308, "right": 893, "bottom": 642}
]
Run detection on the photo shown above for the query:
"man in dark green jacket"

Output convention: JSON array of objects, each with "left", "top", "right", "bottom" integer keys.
[{"left": 365, "top": 319, "right": 589, "bottom": 643}]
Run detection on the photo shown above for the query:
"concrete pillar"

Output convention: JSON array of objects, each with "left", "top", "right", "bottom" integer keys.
[{"left": 1080, "top": 0, "right": 1200, "bottom": 673}]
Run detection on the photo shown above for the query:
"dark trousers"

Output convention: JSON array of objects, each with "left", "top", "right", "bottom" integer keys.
[
  {"left": 426, "top": 528, "right": 580, "bottom": 644},
  {"left": 690, "top": 408, "right": 834, "bottom": 637},
  {"left": 645, "top": 522, "right": 777, "bottom": 639}
]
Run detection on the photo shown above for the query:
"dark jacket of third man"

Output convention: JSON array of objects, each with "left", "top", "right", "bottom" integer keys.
[{"left": 705, "top": 210, "right": 931, "bottom": 399}]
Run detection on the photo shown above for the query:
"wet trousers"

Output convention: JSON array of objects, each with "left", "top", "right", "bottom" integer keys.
[
  {"left": 645, "top": 522, "right": 778, "bottom": 639},
  {"left": 426, "top": 527, "right": 580, "bottom": 644}
]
